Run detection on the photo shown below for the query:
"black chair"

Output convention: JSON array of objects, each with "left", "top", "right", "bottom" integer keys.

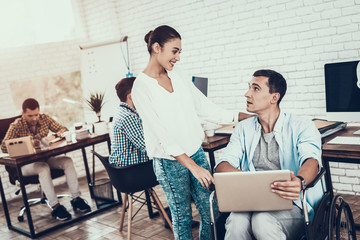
[
  {"left": 5, "top": 166, "right": 67, "bottom": 221},
  {"left": 0, "top": 115, "right": 21, "bottom": 142},
  {"left": 209, "top": 168, "right": 357, "bottom": 240},
  {"left": 0, "top": 115, "right": 70, "bottom": 221},
  {"left": 92, "top": 150, "right": 172, "bottom": 240}
]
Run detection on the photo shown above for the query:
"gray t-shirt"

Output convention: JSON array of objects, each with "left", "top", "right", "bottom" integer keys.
[{"left": 253, "top": 131, "right": 281, "bottom": 171}]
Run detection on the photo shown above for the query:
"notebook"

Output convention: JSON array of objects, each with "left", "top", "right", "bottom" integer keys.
[
  {"left": 5, "top": 136, "right": 36, "bottom": 157},
  {"left": 214, "top": 170, "right": 293, "bottom": 212},
  {"left": 312, "top": 119, "right": 347, "bottom": 138}
]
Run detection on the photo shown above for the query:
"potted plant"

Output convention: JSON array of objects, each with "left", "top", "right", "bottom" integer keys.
[
  {"left": 86, "top": 92, "right": 105, "bottom": 122},
  {"left": 86, "top": 92, "right": 107, "bottom": 134}
]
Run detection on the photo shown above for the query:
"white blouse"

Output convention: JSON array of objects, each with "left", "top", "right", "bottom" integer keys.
[{"left": 132, "top": 69, "right": 237, "bottom": 160}]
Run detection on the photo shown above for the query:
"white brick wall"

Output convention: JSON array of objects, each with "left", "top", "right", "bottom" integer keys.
[
  {"left": 0, "top": 0, "right": 117, "bottom": 202},
  {"left": 0, "top": 0, "right": 359, "bottom": 202},
  {"left": 114, "top": 0, "right": 360, "bottom": 119}
]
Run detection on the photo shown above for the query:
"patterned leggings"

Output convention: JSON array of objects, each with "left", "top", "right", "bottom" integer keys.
[{"left": 153, "top": 148, "right": 212, "bottom": 240}]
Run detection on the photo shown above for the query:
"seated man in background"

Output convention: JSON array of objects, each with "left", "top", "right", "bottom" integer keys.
[
  {"left": 109, "top": 77, "right": 149, "bottom": 166},
  {"left": 1, "top": 98, "right": 91, "bottom": 221},
  {"left": 215, "top": 70, "right": 323, "bottom": 239}
]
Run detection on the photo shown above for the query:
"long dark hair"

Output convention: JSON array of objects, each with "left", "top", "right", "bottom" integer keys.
[{"left": 144, "top": 25, "right": 181, "bottom": 54}]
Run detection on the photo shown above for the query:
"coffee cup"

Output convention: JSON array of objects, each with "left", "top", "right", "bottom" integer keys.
[
  {"left": 205, "top": 129, "right": 215, "bottom": 137},
  {"left": 63, "top": 131, "right": 72, "bottom": 143}
]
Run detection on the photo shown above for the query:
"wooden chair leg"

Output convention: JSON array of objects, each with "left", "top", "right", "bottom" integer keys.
[
  {"left": 119, "top": 193, "right": 128, "bottom": 232},
  {"left": 148, "top": 188, "right": 173, "bottom": 231},
  {"left": 127, "top": 194, "right": 133, "bottom": 240}
]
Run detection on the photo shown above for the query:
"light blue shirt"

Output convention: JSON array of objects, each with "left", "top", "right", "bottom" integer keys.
[{"left": 215, "top": 111, "right": 323, "bottom": 220}]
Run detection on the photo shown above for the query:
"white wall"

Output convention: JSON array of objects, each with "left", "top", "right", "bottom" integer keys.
[
  {"left": 116, "top": 0, "right": 360, "bottom": 117},
  {"left": 0, "top": 0, "right": 359, "bottom": 201},
  {"left": 0, "top": 0, "right": 119, "bottom": 202}
]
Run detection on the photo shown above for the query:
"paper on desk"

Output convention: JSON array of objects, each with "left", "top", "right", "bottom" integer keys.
[
  {"left": 215, "top": 123, "right": 237, "bottom": 135},
  {"left": 354, "top": 129, "right": 360, "bottom": 135},
  {"left": 0, "top": 152, "right": 10, "bottom": 158},
  {"left": 327, "top": 136, "right": 360, "bottom": 145}
]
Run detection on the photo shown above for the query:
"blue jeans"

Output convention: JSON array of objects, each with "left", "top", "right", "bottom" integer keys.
[{"left": 153, "top": 148, "right": 212, "bottom": 240}]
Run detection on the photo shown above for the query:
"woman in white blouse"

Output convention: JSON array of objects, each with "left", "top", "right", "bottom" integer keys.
[{"left": 132, "top": 25, "right": 250, "bottom": 240}]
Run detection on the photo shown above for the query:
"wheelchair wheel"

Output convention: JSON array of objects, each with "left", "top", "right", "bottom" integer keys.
[
  {"left": 309, "top": 192, "right": 332, "bottom": 240},
  {"left": 328, "top": 195, "right": 357, "bottom": 240},
  {"left": 336, "top": 201, "right": 356, "bottom": 240}
]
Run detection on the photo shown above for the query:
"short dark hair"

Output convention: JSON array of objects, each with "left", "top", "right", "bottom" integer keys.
[
  {"left": 253, "top": 69, "right": 287, "bottom": 105},
  {"left": 22, "top": 98, "right": 40, "bottom": 112},
  {"left": 115, "top": 77, "right": 136, "bottom": 102},
  {"left": 144, "top": 25, "right": 181, "bottom": 54}
]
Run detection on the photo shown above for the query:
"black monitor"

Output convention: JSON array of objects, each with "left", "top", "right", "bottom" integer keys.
[
  {"left": 324, "top": 60, "right": 360, "bottom": 122},
  {"left": 192, "top": 76, "right": 208, "bottom": 96}
]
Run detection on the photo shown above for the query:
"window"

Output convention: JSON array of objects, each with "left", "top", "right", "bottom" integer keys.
[{"left": 0, "top": 0, "right": 83, "bottom": 48}]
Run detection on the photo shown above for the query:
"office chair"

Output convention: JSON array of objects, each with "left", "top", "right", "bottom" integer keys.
[
  {"left": 5, "top": 166, "right": 67, "bottom": 221},
  {"left": 0, "top": 115, "right": 70, "bottom": 222},
  {"left": 0, "top": 115, "right": 21, "bottom": 142},
  {"left": 92, "top": 150, "right": 172, "bottom": 240}
]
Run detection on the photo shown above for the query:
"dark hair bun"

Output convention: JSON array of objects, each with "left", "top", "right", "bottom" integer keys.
[{"left": 144, "top": 30, "right": 153, "bottom": 44}]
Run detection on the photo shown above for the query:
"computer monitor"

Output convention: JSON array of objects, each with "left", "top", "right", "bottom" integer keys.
[
  {"left": 192, "top": 76, "right": 208, "bottom": 96},
  {"left": 324, "top": 60, "right": 360, "bottom": 122}
]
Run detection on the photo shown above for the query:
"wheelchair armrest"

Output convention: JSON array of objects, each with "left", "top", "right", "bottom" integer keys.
[
  {"left": 304, "top": 167, "right": 325, "bottom": 190},
  {"left": 209, "top": 190, "right": 218, "bottom": 240},
  {"left": 209, "top": 190, "right": 216, "bottom": 217},
  {"left": 301, "top": 167, "right": 325, "bottom": 225}
]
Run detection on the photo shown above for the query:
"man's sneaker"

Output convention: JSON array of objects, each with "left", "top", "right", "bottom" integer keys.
[
  {"left": 51, "top": 205, "right": 72, "bottom": 221},
  {"left": 71, "top": 197, "right": 91, "bottom": 213}
]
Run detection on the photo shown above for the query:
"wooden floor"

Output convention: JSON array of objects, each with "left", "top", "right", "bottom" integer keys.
[
  {"left": 0, "top": 171, "right": 199, "bottom": 240},
  {"left": 0, "top": 171, "right": 359, "bottom": 239}
]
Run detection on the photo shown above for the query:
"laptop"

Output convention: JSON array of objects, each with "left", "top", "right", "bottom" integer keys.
[
  {"left": 214, "top": 170, "right": 293, "bottom": 212},
  {"left": 5, "top": 136, "right": 36, "bottom": 157}
]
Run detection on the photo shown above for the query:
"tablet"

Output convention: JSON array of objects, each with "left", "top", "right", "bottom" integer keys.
[
  {"left": 5, "top": 136, "right": 36, "bottom": 157},
  {"left": 214, "top": 170, "right": 292, "bottom": 212}
]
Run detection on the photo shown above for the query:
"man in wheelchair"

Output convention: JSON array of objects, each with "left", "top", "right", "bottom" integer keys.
[{"left": 215, "top": 69, "right": 323, "bottom": 239}]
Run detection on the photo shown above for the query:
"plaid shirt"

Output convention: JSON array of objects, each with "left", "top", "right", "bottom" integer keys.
[
  {"left": 1, "top": 114, "right": 68, "bottom": 153},
  {"left": 109, "top": 103, "right": 149, "bottom": 166}
]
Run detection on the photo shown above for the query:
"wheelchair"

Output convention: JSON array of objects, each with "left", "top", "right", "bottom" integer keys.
[{"left": 209, "top": 168, "right": 357, "bottom": 240}]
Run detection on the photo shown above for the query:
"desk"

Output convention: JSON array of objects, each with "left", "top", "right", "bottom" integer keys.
[
  {"left": 202, "top": 134, "right": 231, "bottom": 171},
  {"left": 0, "top": 133, "right": 122, "bottom": 239},
  {"left": 322, "top": 126, "right": 360, "bottom": 229}
]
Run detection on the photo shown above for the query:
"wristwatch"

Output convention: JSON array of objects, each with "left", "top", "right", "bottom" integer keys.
[{"left": 297, "top": 176, "right": 306, "bottom": 190}]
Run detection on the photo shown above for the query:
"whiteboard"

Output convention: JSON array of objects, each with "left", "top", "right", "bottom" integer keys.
[{"left": 80, "top": 40, "right": 129, "bottom": 123}]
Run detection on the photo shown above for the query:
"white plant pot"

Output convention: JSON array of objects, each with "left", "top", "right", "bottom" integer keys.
[{"left": 93, "top": 121, "right": 108, "bottom": 135}]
